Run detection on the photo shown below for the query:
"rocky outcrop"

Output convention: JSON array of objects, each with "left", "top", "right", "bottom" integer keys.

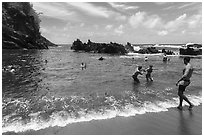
[
  {"left": 2, "top": 2, "right": 57, "bottom": 49},
  {"left": 71, "top": 39, "right": 127, "bottom": 55},
  {"left": 124, "top": 42, "right": 175, "bottom": 55},
  {"left": 136, "top": 47, "right": 160, "bottom": 54},
  {"left": 179, "top": 44, "right": 202, "bottom": 55},
  {"left": 124, "top": 42, "right": 134, "bottom": 52}
]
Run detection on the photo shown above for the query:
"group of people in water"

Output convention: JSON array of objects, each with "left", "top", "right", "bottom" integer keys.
[
  {"left": 4, "top": 54, "right": 193, "bottom": 110},
  {"left": 132, "top": 65, "right": 153, "bottom": 83},
  {"left": 132, "top": 56, "right": 194, "bottom": 110},
  {"left": 133, "top": 53, "right": 170, "bottom": 83}
]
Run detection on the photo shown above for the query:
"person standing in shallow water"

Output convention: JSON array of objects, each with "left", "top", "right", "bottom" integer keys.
[
  {"left": 176, "top": 57, "right": 194, "bottom": 110},
  {"left": 145, "top": 65, "right": 153, "bottom": 81},
  {"left": 132, "top": 66, "right": 143, "bottom": 83}
]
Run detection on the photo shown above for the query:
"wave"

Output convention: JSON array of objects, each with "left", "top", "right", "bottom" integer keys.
[
  {"left": 120, "top": 53, "right": 163, "bottom": 59},
  {"left": 152, "top": 45, "right": 183, "bottom": 49},
  {"left": 120, "top": 52, "right": 202, "bottom": 59},
  {"left": 2, "top": 92, "right": 202, "bottom": 133}
]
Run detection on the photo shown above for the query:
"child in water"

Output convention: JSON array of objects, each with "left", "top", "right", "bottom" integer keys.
[
  {"left": 81, "top": 62, "right": 86, "bottom": 70},
  {"left": 145, "top": 65, "right": 153, "bottom": 81},
  {"left": 163, "top": 53, "right": 168, "bottom": 62},
  {"left": 132, "top": 66, "right": 143, "bottom": 83},
  {"left": 144, "top": 56, "right": 148, "bottom": 61}
]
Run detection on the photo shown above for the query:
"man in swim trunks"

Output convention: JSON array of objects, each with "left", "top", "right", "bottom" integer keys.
[
  {"left": 176, "top": 57, "right": 194, "bottom": 110},
  {"left": 132, "top": 66, "right": 143, "bottom": 83}
]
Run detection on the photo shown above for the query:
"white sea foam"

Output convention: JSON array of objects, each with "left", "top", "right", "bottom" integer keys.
[
  {"left": 127, "top": 52, "right": 163, "bottom": 56},
  {"left": 2, "top": 93, "right": 202, "bottom": 133},
  {"left": 152, "top": 45, "right": 183, "bottom": 49}
]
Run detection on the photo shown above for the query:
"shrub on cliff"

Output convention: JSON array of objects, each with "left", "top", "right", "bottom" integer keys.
[{"left": 2, "top": 2, "right": 57, "bottom": 49}]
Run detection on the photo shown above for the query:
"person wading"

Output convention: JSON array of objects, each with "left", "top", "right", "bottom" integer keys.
[{"left": 176, "top": 57, "right": 194, "bottom": 110}]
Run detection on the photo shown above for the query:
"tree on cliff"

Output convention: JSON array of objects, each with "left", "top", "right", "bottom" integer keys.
[{"left": 2, "top": 2, "right": 57, "bottom": 49}]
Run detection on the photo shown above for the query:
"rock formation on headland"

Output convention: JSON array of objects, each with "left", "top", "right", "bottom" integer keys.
[
  {"left": 71, "top": 39, "right": 127, "bottom": 55},
  {"left": 125, "top": 42, "right": 174, "bottom": 55},
  {"left": 2, "top": 2, "right": 57, "bottom": 49},
  {"left": 179, "top": 43, "right": 202, "bottom": 55},
  {"left": 71, "top": 40, "right": 176, "bottom": 55}
]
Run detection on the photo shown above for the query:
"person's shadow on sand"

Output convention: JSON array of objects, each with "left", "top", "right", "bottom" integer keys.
[{"left": 178, "top": 109, "right": 193, "bottom": 134}]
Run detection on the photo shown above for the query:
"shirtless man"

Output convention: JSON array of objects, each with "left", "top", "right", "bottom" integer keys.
[
  {"left": 176, "top": 57, "right": 194, "bottom": 110},
  {"left": 132, "top": 66, "right": 143, "bottom": 83}
]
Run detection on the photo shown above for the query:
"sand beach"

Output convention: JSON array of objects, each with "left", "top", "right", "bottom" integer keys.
[{"left": 4, "top": 105, "right": 201, "bottom": 135}]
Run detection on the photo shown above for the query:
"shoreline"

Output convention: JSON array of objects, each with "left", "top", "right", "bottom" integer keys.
[{"left": 3, "top": 105, "right": 202, "bottom": 135}]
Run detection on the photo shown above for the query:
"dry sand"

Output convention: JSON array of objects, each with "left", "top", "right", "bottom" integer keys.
[{"left": 3, "top": 105, "right": 202, "bottom": 135}]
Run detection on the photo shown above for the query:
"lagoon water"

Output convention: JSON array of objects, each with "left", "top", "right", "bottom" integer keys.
[{"left": 2, "top": 44, "right": 202, "bottom": 133}]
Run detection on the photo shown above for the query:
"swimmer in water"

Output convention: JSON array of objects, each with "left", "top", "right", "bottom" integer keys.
[
  {"left": 144, "top": 56, "right": 148, "bottom": 61},
  {"left": 81, "top": 62, "right": 86, "bottom": 70}
]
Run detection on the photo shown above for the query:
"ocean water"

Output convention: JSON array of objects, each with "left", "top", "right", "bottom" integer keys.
[{"left": 2, "top": 44, "right": 202, "bottom": 133}]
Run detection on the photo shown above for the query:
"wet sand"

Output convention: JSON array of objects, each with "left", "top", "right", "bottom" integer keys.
[{"left": 3, "top": 105, "right": 202, "bottom": 135}]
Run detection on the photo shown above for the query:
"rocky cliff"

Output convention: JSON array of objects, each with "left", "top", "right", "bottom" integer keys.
[
  {"left": 71, "top": 39, "right": 127, "bottom": 55},
  {"left": 2, "top": 2, "right": 57, "bottom": 49}
]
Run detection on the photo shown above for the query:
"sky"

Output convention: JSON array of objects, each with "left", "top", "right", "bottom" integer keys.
[{"left": 32, "top": 2, "right": 202, "bottom": 44}]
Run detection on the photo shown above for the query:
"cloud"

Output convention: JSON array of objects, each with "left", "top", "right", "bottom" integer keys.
[
  {"left": 158, "top": 30, "right": 168, "bottom": 36},
  {"left": 114, "top": 25, "right": 124, "bottom": 35},
  {"left": 109, "top": 2, "right": 125, "bottom": 8},
  {"left": 187, "top": 14, "right": 202, "bottom": 28},
  {"left": 124, "top": 6, "right": 139, "bottom": 10},
  {"left": 115, "top": 14, "right": 127, "bottom": 21},
  {"left": 178, "top": 2, "right": 197, "bottom": 9},
  {"left": 109, "top": 2, "right": 139, "bottom": 10},
  {"left": 128, "top": 11, "right": 146, "bottom": 28},
  {"left": 80, "top": 23, "right": 85, "bottom": 27},
  {"left": 162, "top": 5, "right": 175, "bottom": 10},
  {"left": 67, "top": 2, "right": 110, "bottom": 18},
  {"left": 182, "top": 30, "right": 186, "bottom": 34},
  {"left": 143, "top": 15, "right": 162, "bottom": 29},
  {"left": 32, "top": 2, "right": 75, "bottom": 21},
  {"left": 165, "top": 14, "right": 187, "bottom": 32},
  {"left": 129, "top": 12, "right": 162, "bottom": 29},
  {"left": 154, "top": 2, "right": 168, "bottom": 5},
  {"left": 128, "top": 10, "right": 201, "bottom": 36},
  {"left": 105, "top": 25, "right": 113, "bottom": 30},
  {"left": 94, "top": 25, "right": 99, "bottom": 29}
]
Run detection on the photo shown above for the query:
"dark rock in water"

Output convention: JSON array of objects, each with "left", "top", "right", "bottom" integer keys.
[
  {"left": 71, "top": 39, "right": 127, "bottom": 55},
  {"left": 162, "top": 49, "right": 175, "bottom": 55},
  {"left": 98, "top": 57, "right": 104, "bottom": 61},
  {"left": 2, "top": 2, "right": 57, "bottom": 49},
  {"left": 179, "top": 43, "right": 202, "bottom": 55},
  {"left": 125, "top": 42, "right": 134, "bottom": 52},
  {"left": 136, "top": 47, "right": 160, "bottom": 54}
]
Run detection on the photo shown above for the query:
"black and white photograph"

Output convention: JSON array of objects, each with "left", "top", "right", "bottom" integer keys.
[{"left": 2, "top": 1, "right": 202, "bottom": 135}]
